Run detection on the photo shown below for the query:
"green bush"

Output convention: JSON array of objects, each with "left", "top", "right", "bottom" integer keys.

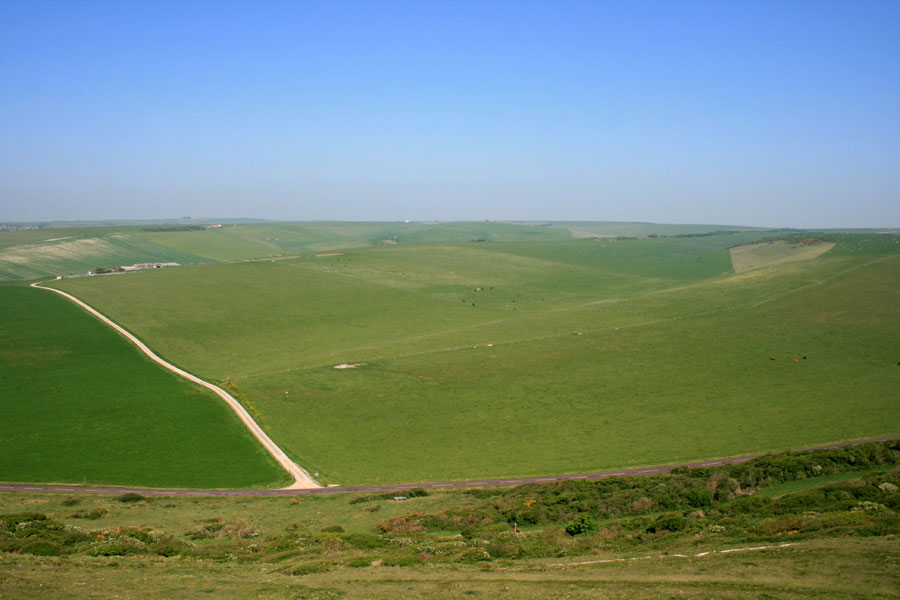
[
  {"left": 565, "top": 515, "right": 596, "bottom": 536},
  {"left": 153, "top": 537, "right": 191, "bottom": 557},
  {"left": 117, "top": 493, "right": 146, "bottom": 503},
  {"left": 383, "top": 554, "right": 424, "bottom": 566},
  {"left": 347, "top": 557, "right": 371, "bottom": 568},
  {"left": 320, "top": 525, "right": 345, "bottom": 533},
  {"left": 407, "top": 488, "right": 429, "bottom": 498},
  {"left": 21, "top": 540, "right": 62, "bottom": 556},
  {"left": 68, "top": 507, "right": 107, "bottom": 520},
  {"left": 89, "top": 537, "right": 147, "bottom": 556},
  {"left": 284, "top": 561, "right": 331, "bottom": 576},
  {"left": 341, "top": 533, "right": 386, "bottom": 550},
  {"left": 686, "top": 489, "right": 712, "bottom": 507},
  {"left": 0, "top": 513, "right": 46, "bottom": 529},
  {"left": 647, "top": 513, "right": 686, "bottom": 533}
]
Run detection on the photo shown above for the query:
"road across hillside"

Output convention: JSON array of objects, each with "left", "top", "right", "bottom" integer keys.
[
  {"left": 29, "top": 281, "right": 320, "bottom": 490},
  {"left": 2, "top": 436, "right": 897, "bottom": 497}
]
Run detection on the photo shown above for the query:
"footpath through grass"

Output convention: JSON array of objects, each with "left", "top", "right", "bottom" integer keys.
[{"left": 0, "top": 285, "right": 289, "bottom": 488}]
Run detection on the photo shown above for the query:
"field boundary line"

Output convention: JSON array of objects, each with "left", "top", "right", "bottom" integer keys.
[
  {"left": 29, "top": 281, "right": 320, "bottom": 490},
  {"left": 2, "top": 435, "right": 896, "bottom": 496}
]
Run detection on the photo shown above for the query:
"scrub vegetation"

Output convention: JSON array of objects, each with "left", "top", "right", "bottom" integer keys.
[
  {"left": 2, "top": 443, "right": 899, "bottom": 598},
  {"left": 43, "top": 228, "right": 900, "bottom": 485}
]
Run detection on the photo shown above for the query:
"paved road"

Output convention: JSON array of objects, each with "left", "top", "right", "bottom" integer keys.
[
  {"left": 2, "top": 436, "right": 896, "bottom": 497},
  {"left": 29, "top": 281, "right": 319, "bottom": 489}
]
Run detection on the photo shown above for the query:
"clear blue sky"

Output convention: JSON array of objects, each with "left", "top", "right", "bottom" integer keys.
[{"left": 1, "top": 0, "right": 898, "bottom": 227}]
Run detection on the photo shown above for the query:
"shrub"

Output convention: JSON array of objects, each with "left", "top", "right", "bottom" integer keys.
[
  {"left": 117, "top": 493, "right": 146, "bottom": 503},
  {"left": 407, "top": 488, "right": 429, "bottom": 498},
  {"left": 0, "top": 513, "right": 47, "bottom": 529},
  {"left": 119, "top": 528, "right": 155, "bottom": 544},
  {"left": 341, "top": 533, "right": 387, "bottom": 550},
  {"left": 61, "top": 498, "right": 80, "bottom": 507},
  {"left": 686, "top": 489, "right": 712, "bottom": 507},
  {"left": 459, "top": 548, "right": 492, "bottom": 563},
  {"left": 68, "top": 507, "right": 107, "bottom": 520},
  {"left": 486, "top": 540, "right": 525, "bottom": 559},
  {"left": 89, "top": 537, "right": 147, "bottom": 556},
  {"left": 647, "top": 513, "right": 685, "bottom": 533},
  {"left": 320, "top": 525, "right": 344, "bottom": 533},
  {"left": 153, "top": 537, "right": 191, "bottom": 557},
  {"left": 373, "top": 513, "right": 425, "bottom": 534},
  {"left": 284, "top": 561, "right": 331, "bottom": 576},
  {"left": 383, "top": 554, "right": 424, "bottom": 566},
  {"left": 565, "top": 515, "right": 597, "bottom": 536},
  {"left": 759, "top": 515, "right": 804, "bottom": 535},
  {"left": 851, "top": 501, "right": 889, "bottom": 513},
  {"left": 21, "top": 540, "right": 62, "bottom": 556},
  {"left": 220, "top": 519, "right": 260, "bottom": 539},
  {"left": 347, "top": 557, "right": 371, "bottom": 568}
]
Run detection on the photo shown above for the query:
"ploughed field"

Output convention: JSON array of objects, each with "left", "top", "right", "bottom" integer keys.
[{"left": 42, "top": 231, "right": 900, "bottom": 486}]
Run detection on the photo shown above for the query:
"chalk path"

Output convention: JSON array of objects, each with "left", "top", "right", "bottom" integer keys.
[{"left": 29, "top": 281, "right": 320, "bottom": 490}]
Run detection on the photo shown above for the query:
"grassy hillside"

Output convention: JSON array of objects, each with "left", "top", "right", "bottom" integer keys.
[
  {"left": 2, "top": 443, "right": 899, "bottom": 598},
  {"left": 47, "top": 233, "right": 900, "bottom": 485},
  {"left": 0, "top": 229, "right": 211, "bottom": 281},
  {"left": 729, "top": 240, "right": 834, "bottom": 273},
  {"left": 1, "top": 220, "right": 770, "bottom": 282},
  {"left": 546, "top": 221, "right": 767, "bottom": 238},
  {"left": 0, "top": 285, "right": 289, "bottom": 488}
]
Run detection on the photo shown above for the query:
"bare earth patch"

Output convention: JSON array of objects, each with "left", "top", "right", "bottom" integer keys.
[
  {"left": 333, "top": 363, "right": 364, "bottom": 369},
  {"left": 316, "top": 253, "right": 344, "bottom": 257}
]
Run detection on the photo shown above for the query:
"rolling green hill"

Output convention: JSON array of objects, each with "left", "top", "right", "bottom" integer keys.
[
  {"left": 1, "top": 220, "right": 778, "bottom": 282},
  {"left": 44, "top": 232, "right": 900, "bottom": 485}
]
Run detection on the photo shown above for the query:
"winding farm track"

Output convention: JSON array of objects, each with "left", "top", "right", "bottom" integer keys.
[
  {"left": 1, "top": 436, "right": 897, "bottom": 497},
  {"left": 28, "top": 281, "right": 320, "bottom": 490}
]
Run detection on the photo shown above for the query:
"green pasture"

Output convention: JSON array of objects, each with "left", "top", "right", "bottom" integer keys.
[
  {"left": 1, "top": 220, "right": 774, "bottom": 282},
  {"left": 0, "top": 229, "right": 210, "bottom": 281},
  {"left": 46, "top": 233, "right": 900, "bottom": 485},
  {"left": 547, "top": 220, "right": 765, "bottom": 238},
  {"left": 0, "top": 285, "right": 288, "bottom": 488}
]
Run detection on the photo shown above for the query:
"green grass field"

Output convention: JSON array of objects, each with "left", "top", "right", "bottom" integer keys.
[
  {"left": 44, "top": 231, "right": 900, "bottom": 485},
  {"left": 0, "top": 221, "right": 785, "bottom": 282},
  {"left": 0, "top": 285, "right": 289, "bottom": 488}
]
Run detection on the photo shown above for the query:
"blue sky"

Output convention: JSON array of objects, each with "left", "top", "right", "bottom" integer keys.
[{"left": 1, "top": 0, "right": 898, "bottom": 227}]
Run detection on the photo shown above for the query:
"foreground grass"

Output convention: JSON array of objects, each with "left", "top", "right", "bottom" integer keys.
[
  {"left": 3, "top": 538, "right": 898, "bottom": 599},
  {"left": 2, "top": 445, "right": 899, "bottom": 599},
  {"left": 0, "top": 285, "right": 288, "bottom": 488},
  {"left": 47, "top": 234, "right": 900, "bottom": 484}
]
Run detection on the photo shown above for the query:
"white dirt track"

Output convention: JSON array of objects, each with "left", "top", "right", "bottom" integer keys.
[{"left": 30, "top": 281, "right": 320, "bottom": 490}]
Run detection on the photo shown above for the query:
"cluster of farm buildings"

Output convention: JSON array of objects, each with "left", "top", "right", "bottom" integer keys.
[{"left": 77, "top": 262, "right": 180, "bottom": 277}]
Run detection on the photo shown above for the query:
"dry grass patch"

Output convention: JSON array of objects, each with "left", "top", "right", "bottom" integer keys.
[{"left": 730, "top": 240, "right": 834, "bottom": 273}]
